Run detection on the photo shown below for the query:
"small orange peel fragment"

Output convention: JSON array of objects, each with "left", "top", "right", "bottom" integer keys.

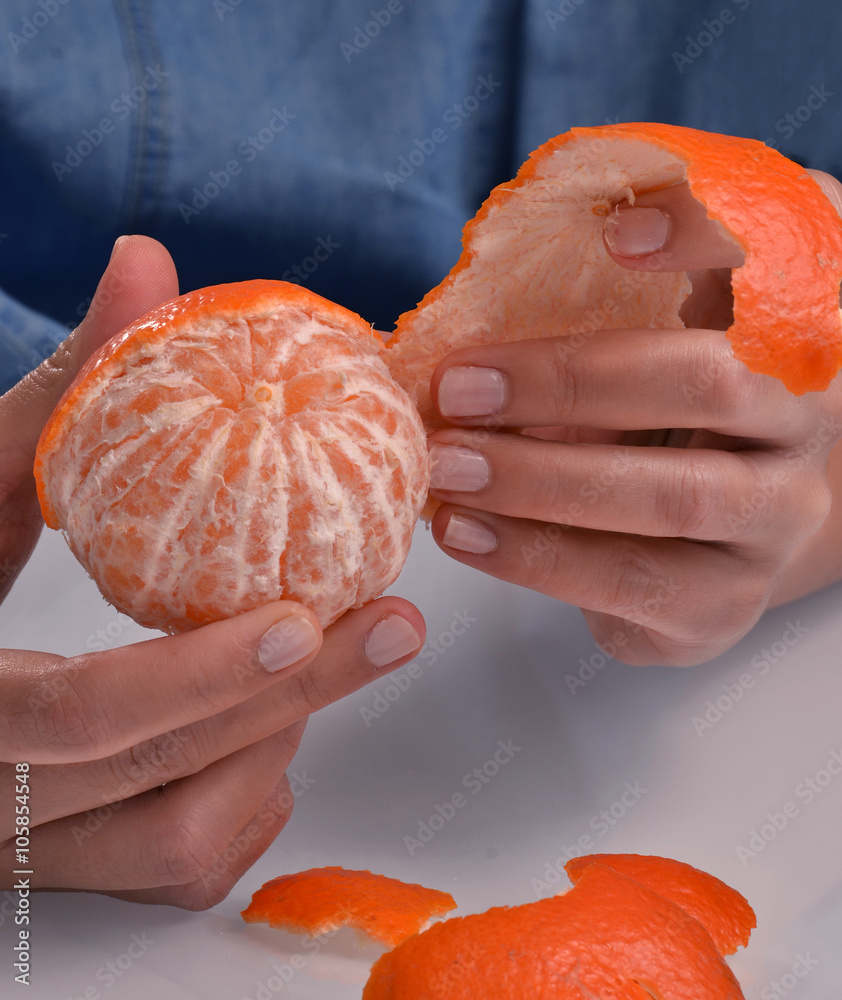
[{"left": 240, "top": 866, "right": 457, "bottom": 948}]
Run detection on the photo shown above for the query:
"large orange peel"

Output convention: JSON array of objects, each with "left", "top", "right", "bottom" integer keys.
[
  {"left": 362, "top": 859, "right": 750, "bottom": 999},
  {"left": 388, "top": 122, "right": 842, "bottom": 430}
]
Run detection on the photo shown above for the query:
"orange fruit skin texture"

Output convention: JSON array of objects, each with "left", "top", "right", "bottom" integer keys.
[
  {"left": 565, "top": 853, "right": 756, "bottom": 958},
  {"left": 34, "top": 280, "right": 430, "bottom": 632},
  {"left": 362, "top": 857, "right": 753, "bottom": 1000},
  {"left": 388, "top": 122, "right": 842, "bottom": 429},
  {"left": 240, "top": 867, "right": 457, "bottom": 948}
]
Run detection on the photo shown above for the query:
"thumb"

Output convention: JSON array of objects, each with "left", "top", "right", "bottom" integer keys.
[
  {"left": 0, "top": 235, "right": 178, "bottom": 598},
  {"left": 4, "top": 235, "right": 179, "bottom": 459}
]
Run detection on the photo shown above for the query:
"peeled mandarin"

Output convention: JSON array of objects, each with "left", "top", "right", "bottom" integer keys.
[{"left": 34, "top": 280, "right": 430, "bottom": 632}]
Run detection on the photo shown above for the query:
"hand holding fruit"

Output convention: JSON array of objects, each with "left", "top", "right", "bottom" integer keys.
[
  {"left": 0, "top": 237, "right": 424, "bottom": 907},
  {"left": 28, "top": 128, "right": 842, "bottom": 674}
]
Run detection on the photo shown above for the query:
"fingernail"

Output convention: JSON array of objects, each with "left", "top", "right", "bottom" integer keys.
[
  {"left": 258, "top": 615, "right": 320, "bottom": 674},
  {"left": 109, "top": 234, "right": 131, "bottom": 261},
  {"left": 442, "top": 513, "right": 498, "bottom": 554},
  {"left": 604, "top": 206, "right": 670, "bottom": 257},
  {"left": 429, "top": 444, "right": 490, "bottom": 492},
  {"left": 365, "top": 614, "right": 422, "bottom": 668},
  {"left": 437, "top": 366, "right": 505, "bottom": 418}
]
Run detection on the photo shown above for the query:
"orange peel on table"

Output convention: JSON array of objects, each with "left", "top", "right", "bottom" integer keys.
[
  {"left": 240, "top": 866, "right": 457, "bottom": 949},
  {"left": 241, "top": 854, "right": 755, "bottom": 999},
  {"left": 388, "top": 121, "right": 842, "bottom": 428},
  {"left": 564, "top": 852, "right": 756, "bottom": 957},
  {"left": 33, "top": 124, "right": 842, "bottom": 633}
]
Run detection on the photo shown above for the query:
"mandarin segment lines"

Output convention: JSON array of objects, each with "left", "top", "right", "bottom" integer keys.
[{"left": 35, "top": 280, "right": 429, "bottom": 633}]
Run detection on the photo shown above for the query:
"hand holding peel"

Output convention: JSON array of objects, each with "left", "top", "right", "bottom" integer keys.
[{"left": 421, "top": 135, "right": 842, "bottom": 666}]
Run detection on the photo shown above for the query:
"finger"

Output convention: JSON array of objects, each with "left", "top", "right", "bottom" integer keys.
[
  {"left": 432, "top": 328, "right": 815, "bottom": 442},
  {"left": 0, "top": 236, "right": 178, "bottom": 598},
  {"left": 0, "top": 602, "right": 325, "bottom": 765},
  {"left": 602, "top": 180, "right": 745, "bottom": 270},
  {"left": 2, "top": 235, "right": 178, "bottom": 469},
  {"left": 430, "top": 506, "right": 771, "bottom": 665},
  {"left": 807, "top": 168, "right": 842, "bottom": 221},
  {"left": 13, "top": 597, "right": 424, "bottom": 828},
  {"left": 428, "top": 432, "right": 832, "bottom": 546},
  {"left": 111, "top": 773, "right": 297, "bottom": 909},
  {"left": 3, "top": 724, "right": 304, "bottom": 900}
]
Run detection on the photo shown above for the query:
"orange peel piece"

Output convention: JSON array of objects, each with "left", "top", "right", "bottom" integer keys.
[
  {"left": 240, "top": 866, "right": 457, "bottom": 948},
  {"left": 565, "top": 852, "right": 756, "bottom": 957},
  {"left": 388, "top": 122, "right": 842, "bottom": 429},
  {"left": 361, "top": 861, "right": 748, "bottom": 999}
]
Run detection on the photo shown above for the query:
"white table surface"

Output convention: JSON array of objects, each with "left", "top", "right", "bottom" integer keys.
[{"left": 1, "top": 523, "right": 841, "bottom": 999}]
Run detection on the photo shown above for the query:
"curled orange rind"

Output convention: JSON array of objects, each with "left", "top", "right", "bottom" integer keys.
[{"left": 388, "top": 122, "right": 842, "bottom": 430}]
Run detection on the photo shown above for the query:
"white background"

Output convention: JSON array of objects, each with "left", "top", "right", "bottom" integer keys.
[{"left": 1, "top": 523, "right": 841, "bottom": 999}]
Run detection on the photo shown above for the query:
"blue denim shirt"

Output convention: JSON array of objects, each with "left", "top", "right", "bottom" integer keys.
[{"left": 1, "top": 0, "right": 841, "bottom": 392}]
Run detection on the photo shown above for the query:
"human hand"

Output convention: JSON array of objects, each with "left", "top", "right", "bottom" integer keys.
[
  {"left": 0, "top": 237, "right": 424, "bottom": 907},
  {"left": 426, "top": 172, "right": 842, "bottom": 667}
]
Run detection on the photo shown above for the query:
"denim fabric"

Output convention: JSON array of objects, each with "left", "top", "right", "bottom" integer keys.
[{"left": 1, "top": 0, "right": 840, "bottom": 393}]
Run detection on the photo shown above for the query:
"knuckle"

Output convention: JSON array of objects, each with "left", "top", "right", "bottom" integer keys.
[
  {"left": 558, "top": 538, "right": 675, "bottom": 625},
  {"left": 723, "top": 458, "right": 832, "bottom": 544},
  {"left": 601, "top": 543, "right": 673, "bottom": 622},
  {"left": 532, "top": 453, "right": 569, "bottom": 520},
  {"left": 796, "top": 472, "right": 833, "bottom": 536},
  {"left": 550, "top": 343, "right": 586, "bottom": 421},
  {"left": 286, "top": 668, "right": 332, "bottom": 714},
  {"left": 143, "top": 811, "right": 223, "bottom": 886},
  {"left": 584, "top": 612, "right": 710, "bottom": 669},
  {"left": 253, "top": 779, "right": 296, "bottom": 837},
  {"left": 700, "top": 357, "right": 759, "bottom": 426},
  {"left": 268, "top": 723, "right": 306, "bottom": 766},
  {"left": 177, "top": 661, "right": 226, "bottom": 718},
  {"left": 672, "top": 565, "right": 772, "bottom": 650},
  {"left": 7, "top": 665, "right": 113, "bottom": 761},
  {"left": 144, "top": 779, "right": 296, "bottom": 909},
  {"left": 686, "top": 585, "right": 766, "bottom": 648},
  {"left": 662, "top": 460, "right": 724, "bottom": 538},
  {"left": 114, "top": 728, "right": 203, "bottom": 791},
  {"left": 177, "top": 877, "right": 235, "bottom": 911},
  {"left": 528, "top": 529, "right": 571, "bottom": 595}
]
